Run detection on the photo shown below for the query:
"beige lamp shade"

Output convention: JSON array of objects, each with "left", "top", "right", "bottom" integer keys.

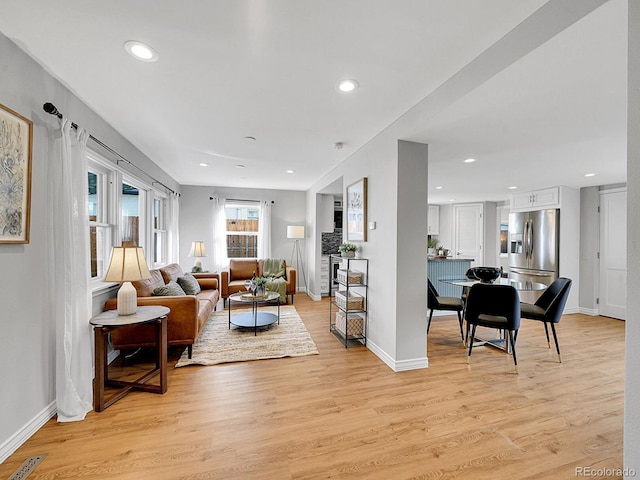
[
  {"left": 103, "top": 246, "right": 151, "bottom": 282},
  {"left": 103, "top": 246, "right": 151, "bottom": 316},
  {"left": 188, "top": 241, "right": 207, "bottom": 257},
  {"left": 287, "top": 225, "right": 305, "bottom": 239}
]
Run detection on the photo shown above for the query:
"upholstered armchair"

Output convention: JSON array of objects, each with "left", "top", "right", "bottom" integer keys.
[{"left": 220, "top": 259, "right": 296, "bottom": 304}]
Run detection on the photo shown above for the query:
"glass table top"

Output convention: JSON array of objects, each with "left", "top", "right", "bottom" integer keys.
[{"left": 440, "top": 277, "right": 547, "bottom": 291}]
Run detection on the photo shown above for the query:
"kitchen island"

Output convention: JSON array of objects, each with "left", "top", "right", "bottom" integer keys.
[{"left": 427, "top": 258, "right": 473, "bottom": 298}]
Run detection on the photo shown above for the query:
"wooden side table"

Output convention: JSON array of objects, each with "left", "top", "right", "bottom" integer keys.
[{"left": 90, "top": 305, "right": 170, "bottom": 412}]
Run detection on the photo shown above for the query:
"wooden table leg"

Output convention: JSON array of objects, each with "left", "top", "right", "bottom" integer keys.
[
  {"left": 93, "top": 327, "right": 107, "bottom": 412},
  {"left": 157, "top": 317, "right": 167, "bottom": 394}
]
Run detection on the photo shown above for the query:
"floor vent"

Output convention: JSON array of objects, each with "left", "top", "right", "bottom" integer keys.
[{"left": 7, "top": 454, "right": 47, "bottom": 480}]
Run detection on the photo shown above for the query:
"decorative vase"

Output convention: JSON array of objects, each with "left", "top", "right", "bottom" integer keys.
[
  {"left": 341, "top": 251, "right": 355, "bottom": 258},
  {"left": 256, "top": 285, "right": 264, "bottom": 296}
]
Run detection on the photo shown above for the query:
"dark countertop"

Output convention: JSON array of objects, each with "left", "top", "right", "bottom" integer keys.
[{"left": 427, "top": 257, "right": 474, "bottom": 262}]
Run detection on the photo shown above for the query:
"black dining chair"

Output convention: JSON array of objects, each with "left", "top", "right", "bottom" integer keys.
[
  {"left": 520, "top": 277, "right": 572, "bottom": 363},
  {"left": 465, "top": 283, "right": 521, "bottom": 374},
  {"left": 427, "top": 279, "right": 464, "bottom": 342}
]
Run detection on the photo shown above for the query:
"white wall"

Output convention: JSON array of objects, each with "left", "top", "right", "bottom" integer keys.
[
  {"left": 625, "top": 0, "right": 640, "bottom": 472},
  {"left": 0, "top": 31, "right": 179, "bottom": 461},
  {"left": 483, "top": 202, "right": 498, "bottom": 267},
  {"left": 179, "top": 185, "right": 306, "bottom": 274},
  {"left": 579, "top": 186, "right": 600, "bottom": 314},
  {"left": 306, "top": 136, "right": 428, "bottom": 370}
]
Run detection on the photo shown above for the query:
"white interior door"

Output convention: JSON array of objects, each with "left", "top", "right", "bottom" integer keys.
[
  {"left": 453, "top": 203, "right": 483, "bottom": 267},
  {"left": 599, "top": 190, "right": 626, "bottom": 320}
]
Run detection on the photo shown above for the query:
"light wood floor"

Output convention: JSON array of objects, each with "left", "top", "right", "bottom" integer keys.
[{"left": 1, "top": 296, "right": 625, "bottom": 479}]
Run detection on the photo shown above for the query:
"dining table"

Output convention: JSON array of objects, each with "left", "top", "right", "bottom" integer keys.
[{"left": 439, "top": 276, "right": 547, "bottom": 352}]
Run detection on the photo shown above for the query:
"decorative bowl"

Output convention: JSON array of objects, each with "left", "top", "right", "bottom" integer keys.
[{"left": 470, "top": 267, "right": 502, "bottom": 283}]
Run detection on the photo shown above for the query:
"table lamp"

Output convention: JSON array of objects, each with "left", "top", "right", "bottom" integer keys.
[
  {"left": 103, "top": 246, "right": 151, "bottom": 315},
  {"left": 188, "top": 241, "right": 207, "bottom": 272}
]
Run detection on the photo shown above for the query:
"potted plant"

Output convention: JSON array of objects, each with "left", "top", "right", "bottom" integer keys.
[
  {"left": 427, "top": 238, "right": 439, "bottom": 256},
  {"left": 253, "top": 276, "right": 268, "bottom": 296},
  {"left": 338, "top": 243, "right": 358, "bottom": 258}
]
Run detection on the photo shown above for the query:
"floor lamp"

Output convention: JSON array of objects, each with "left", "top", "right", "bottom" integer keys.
[{"left": 287, "top": 225, "right": 307, "bottom": 292}]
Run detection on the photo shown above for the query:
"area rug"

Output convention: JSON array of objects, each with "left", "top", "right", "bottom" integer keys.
[{"left": 175, "top": 305, "right": 319, "bottom": 367}]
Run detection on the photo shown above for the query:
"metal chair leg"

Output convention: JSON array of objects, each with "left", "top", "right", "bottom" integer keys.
[
  {"left": 508, "top": 330, "right": 518, "bottom": 374},
  {"left": 543, "top": 322, "right": 551, "bottom": 348},
  {"left": 549, "top": 322, "right": 562, "bottom": 362},
  {"left": 456, "top": 311, "right": 464, "bottom": 343},
  {"left": 467, "top": 324, "right": 477, "bottom": 364},
  {"left": 427, "top": 309, "right": 434, "bottom": 334}
]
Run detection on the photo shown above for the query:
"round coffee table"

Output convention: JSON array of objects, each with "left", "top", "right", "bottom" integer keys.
[{"left": 228, "top": 291, "right": 281, "bottom": 335}]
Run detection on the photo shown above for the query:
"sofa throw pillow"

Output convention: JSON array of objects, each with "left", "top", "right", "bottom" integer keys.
[
  {"left": 153, "top": 281, "right": 186, "bottom": 296},
  {"left": 177, "top": 273, "right": 201, "bottom": 295}
]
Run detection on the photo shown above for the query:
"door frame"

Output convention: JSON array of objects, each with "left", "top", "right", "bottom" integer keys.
[
  {"left": 599, "top": 187, "right": 627, "bottom": 320},
  {"left": 453, "top": 202, "right": 484, "bottom": 266}
]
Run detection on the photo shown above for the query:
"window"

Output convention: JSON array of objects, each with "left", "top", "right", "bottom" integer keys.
[
  {"left": 225, "top": 202, "right": 260, "bottom": 258},
  {"left": 87, "top": 151, "right": 171, "bottom": 290},
  {"left": 153, "top": 196, "right": 167, "bottom": 266},
  {"left": 121, "top": 180, "right": 147, "bottom": 247},
  {"left": 88, "top": 165, "right": 112, "bottom": 281}
]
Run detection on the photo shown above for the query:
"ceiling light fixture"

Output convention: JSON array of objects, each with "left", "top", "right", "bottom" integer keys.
[
  {"left": 333, "top": 142, "right": 344, "bottom": 150},
  {"left": 435, "top": 186, "right": 443, "bottom": 190},
  {"left": 508, "top": 186, "right": 518, "bottom": 190},
  {"left": 199, "top": 163, "right": 209, "bottom": 167},
  {"left": 244, "top": 136, "right": 256, "bottom": 141},
  {"left": 337, "top": 79, "right": 359, "bottom": 93},
  {"left": 286, "top": 169, "right": 295, "bottom": 174},
  {"left": 235, "top": 164, "right": 245, "bottom": 169},
  {"left": 449, "top": 199, "right": 456, "bottom": 202},
  {"left": 124, "top": 41, "right": 159, "bottom": 62},
  {"left": 584, "top": 173, "right": 596, "bottom": 177},
  {"left": 464, "top": 158, "right": 476, "bottom": 163}
]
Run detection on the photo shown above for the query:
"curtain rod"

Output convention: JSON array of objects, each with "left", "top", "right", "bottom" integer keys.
[
  {"left": 210, "top": 197, "right": 274, "bottom": 204},
  {"left": 43, "top": 102, "right": 179, "bottom": 197}
]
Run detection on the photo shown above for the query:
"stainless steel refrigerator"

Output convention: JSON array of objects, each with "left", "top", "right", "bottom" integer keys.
[{"left": 508, "top": 209, "right": 559, "bottom": 300}]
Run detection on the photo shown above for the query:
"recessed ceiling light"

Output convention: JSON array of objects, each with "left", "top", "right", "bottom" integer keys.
[
  {"left": 124, "top": 41, "right": 159, "bottom": 62},
  {"left": 337, "top": 79, "right": 359, "bottom": 93},
  {"left": 235, "top": 164, "right": 245, "bottom": 169},
  {"left": 508, "top": 186, "right": 518, "bottom": 190},
  {"left": 244, "top": 136, "right": 256, "bottom": 141},
  {"left": 464, "top": 158, "right": 476, "bottom": 163},
  {"left": 286, "top": 169, "right": 295, "bottom": 174},
  {"left": 199, "top": 163, "right": 209, "bottom": 167},
  {"left": 584, "top": 173, "right": 596, "bottom": 177},
  {"left": 435, "top": 186, "right": 443, "bottom": 190},
  {"left": 449, "top": 199, "right": 456, "bottom": 202}
]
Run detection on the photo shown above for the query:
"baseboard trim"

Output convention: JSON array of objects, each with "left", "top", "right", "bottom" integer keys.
[
  {"left": 563, "top": 306, "right": 580, "bottom": 315},
  {"left": 578, "top": 307, "right": 599, "bottom": 316},
  {"left": 367, "top": 340, "right": 429, "bottom": 372},
  {"left": 307, "top": 292, "right": 322, "bottom": 301},
  {"left": 0, "top": 401, "right": 57, "bottom": 464}
]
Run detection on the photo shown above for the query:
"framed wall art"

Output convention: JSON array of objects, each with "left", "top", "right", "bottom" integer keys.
[
  {"left": 346, "top": 177, "right": 367, "bottom": 242},
  {"left": 0, "top": 103, "right": 33, "bottom": 244}
]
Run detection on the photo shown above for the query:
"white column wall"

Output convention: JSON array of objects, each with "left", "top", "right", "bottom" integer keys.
[
  {"left": 625, "top": 0, "right": 640, "bottom": 474},
  {"left": 395, "top": 141, "right": 429, "bottom": 368}
]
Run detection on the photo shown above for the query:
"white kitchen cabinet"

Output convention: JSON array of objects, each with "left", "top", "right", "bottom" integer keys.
[
  {"left": 428, "top": 205, "right": 440, "bottom": 235},
  {"left": 510, "top": 187, "right": 560, "bottom": 211},
  {"left": 320, "top": 255, "right": 330, "bottom": 295}
]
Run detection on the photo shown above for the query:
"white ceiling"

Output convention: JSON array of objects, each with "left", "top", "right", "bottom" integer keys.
[{"left": 0, "top": 0, "right": 627, "bottom": 203}]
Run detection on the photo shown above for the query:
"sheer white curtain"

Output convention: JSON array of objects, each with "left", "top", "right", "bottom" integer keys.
[
  {"left": 211, "top": 196, "right": 228, "bottom": 272},
  {"left": 47, "top": 118, "right": 93, "bottom": 422},
  {"left": 166, "top": 191, "right": 180, "bottom": 263},
  {"left": 258, "top": 200, "right": 272, "bottom": 259}
]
